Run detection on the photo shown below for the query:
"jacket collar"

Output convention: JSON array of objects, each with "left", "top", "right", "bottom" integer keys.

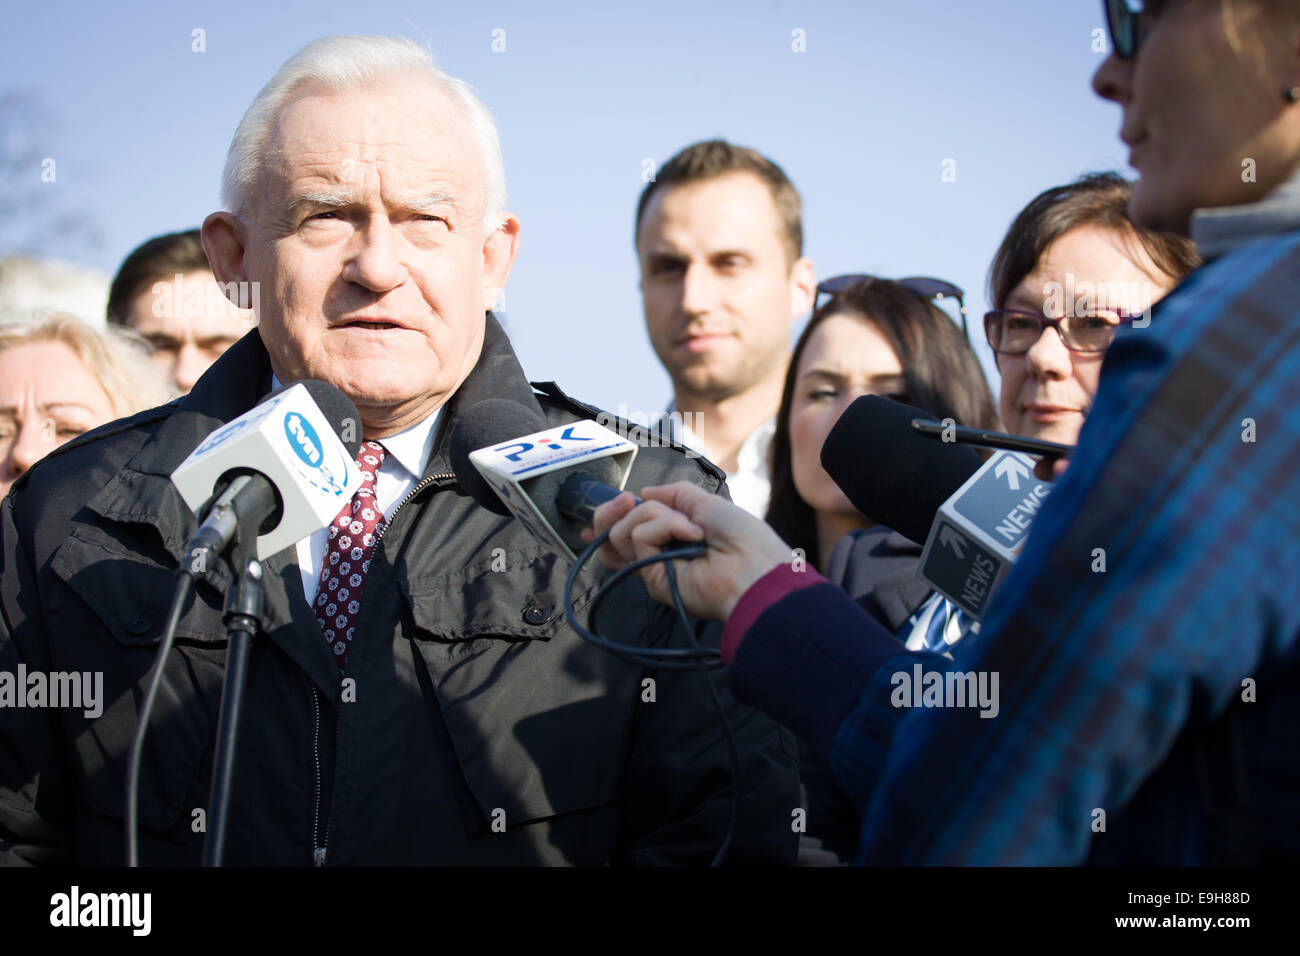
[
  {"left": 88, "top": 310, "right": 541, "bottom": 565},
  {"left": 119, "top": 310, "right": 541, "bottom": 483},
  {"left": 1190, "top": 163, "right": 1300, "bottom": 260}
]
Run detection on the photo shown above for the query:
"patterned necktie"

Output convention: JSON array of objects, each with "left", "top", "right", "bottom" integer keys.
[{"left": 315, "top": 440, "right": 387, "bottom": 669}]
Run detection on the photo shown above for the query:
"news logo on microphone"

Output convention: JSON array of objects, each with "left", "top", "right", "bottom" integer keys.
[{"left": 918, "top": 451, "right": 1053, "bottom": 620}]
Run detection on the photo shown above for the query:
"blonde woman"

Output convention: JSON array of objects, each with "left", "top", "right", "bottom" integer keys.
[{"left": 0, "top": 314, "right": 172, "bottom": 496}]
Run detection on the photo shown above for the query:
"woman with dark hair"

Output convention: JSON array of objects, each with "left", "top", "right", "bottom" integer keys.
[
  {"left": 985, "top": 171, "right": 1199, "bottom": 450},
  {"left": 763, "top": 278, "right": 999, "bottom": 865},
  {"left": 765, "top": 278, "right": 999, "bottom": 572}
]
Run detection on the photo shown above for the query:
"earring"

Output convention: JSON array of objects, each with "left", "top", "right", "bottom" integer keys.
[{"left": 1286, "top": 86, "right": 1300, "bottom": 104}]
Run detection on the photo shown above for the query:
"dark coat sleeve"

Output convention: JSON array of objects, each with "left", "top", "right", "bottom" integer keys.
[
  {"left": 0, "top": 489, "right": 77, "bottom": 864},
  {"left": 614, "top": 610, "right": 801, "bottom": 865},
  {"left": 600, "top": 448, "right": 801, "bottom": 865}
]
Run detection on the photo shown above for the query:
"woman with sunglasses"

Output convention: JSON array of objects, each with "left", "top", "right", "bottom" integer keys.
[{"left": 766, "top": 276, "right": 999, "bottom": 574}]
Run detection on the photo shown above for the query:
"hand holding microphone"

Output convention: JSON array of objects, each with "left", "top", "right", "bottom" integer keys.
[{"left": 585, "top": 482, "right": 792, "bottom": 621}]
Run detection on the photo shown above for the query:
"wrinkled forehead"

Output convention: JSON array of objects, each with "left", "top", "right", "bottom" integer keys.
[{"left": 257, "top": 72, "right": 487, "bottom": 213}]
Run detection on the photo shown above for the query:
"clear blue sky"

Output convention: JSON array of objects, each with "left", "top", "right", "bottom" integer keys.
[{"left": 1, "top": 0, "right": 1129, "bottom": 415}]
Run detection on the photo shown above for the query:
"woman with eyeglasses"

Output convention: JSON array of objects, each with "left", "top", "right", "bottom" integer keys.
[
  {"left": 766, "top": 276, "right": 999, "bottom": 574},
  {"left": 984, "top": 172, "right": 1199, "bottom": 451},
  {"left": 590, "top": 0, "right": 1300, "bottom": 864}
]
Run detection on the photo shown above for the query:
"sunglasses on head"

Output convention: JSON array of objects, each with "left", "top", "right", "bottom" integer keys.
[
  {"left": 815, "top": 274, "right": 968, "bottom": 339},
  {"left": 1103, "top": 0, "right": 1167, "bottom": 59}
]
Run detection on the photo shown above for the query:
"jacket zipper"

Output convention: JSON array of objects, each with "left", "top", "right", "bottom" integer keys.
[
  {"left": 311, "top": 683, "right": 325, "bottom": 865},
  {"left": 309, "top": 471, "right": 452, "bottom": 866},
  {"left": 372, "top": 474, "right": 450, "bottom": 546}
]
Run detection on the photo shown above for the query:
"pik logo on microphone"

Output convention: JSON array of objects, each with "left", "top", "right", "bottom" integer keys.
[
  {"left": 494, "top": 426, "right": 591, "bottom": 462},
  {"left": 487, "top": 423, "right": 628, "bottom": 476}
]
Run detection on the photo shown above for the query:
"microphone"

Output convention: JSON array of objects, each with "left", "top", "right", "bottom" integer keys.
[
  {"left": 821, "top": 395, "right": 984, "bottom": 545},
  {"left": 171, "top": 380, "right": 364, "bottom": 572},
  {"left": 916, "top": 448, "right": 1054, "bottom": 620},
  {"left": 448, "top": 399, "right": 638, "bottom": 560}
]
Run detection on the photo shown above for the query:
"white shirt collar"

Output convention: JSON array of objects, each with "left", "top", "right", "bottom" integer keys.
[
  {"left": 270, "top": 374, "right": 440, "bottom": 480},
  {"left": 374, "top": 412, "right": 440, "bottom": 482}
]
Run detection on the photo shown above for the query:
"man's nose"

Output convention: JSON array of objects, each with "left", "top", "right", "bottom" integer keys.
[
  {"left": 173, "top": 342, "right": 209, "bottom": 393},
  {"left": 680, "top": 263, "right": 721, "bottom": 317},
  {"left": 344, "top": 216, "right": 406, "bottom": 293}
]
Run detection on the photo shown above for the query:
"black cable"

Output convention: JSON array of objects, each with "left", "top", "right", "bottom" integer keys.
[
  {"left": 125, "top": 571, "right": 196, "bottom": 867},
  {"left": 565, "top": 532, "right": 719, "bottom": 669},
  {"left": 563, "top": 529, "right": 739, "bottom": 866},
  {"left": 663, "top": 558, "right": 740, "bottom": 867}
]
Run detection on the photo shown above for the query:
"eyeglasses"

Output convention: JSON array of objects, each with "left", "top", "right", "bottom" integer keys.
[
  {"left": 1103, "top": 0, "right": 1166, "bottom": 59},
  {"left": 983, "top": 308, "right": 1133, "bottom": 355},
  {"left": 815, "top": 274, "right": 968, "bottom": 339}
]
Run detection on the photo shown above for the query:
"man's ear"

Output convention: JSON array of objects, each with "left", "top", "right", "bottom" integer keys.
[
  {"left": 202, "top": 212, "right": 250, "bottom": 306},
  {"left": 789, "top": 256, "right": 816, "bottom": 318},
  {"left": 482, "top": 214, "right": 521, "bottom": 311}
]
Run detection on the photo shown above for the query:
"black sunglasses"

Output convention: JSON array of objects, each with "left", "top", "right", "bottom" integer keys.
[
  {"left": 1103, "top": 0, "right": 1166, "bottom": 59},
  {"left": 815, "top": 274, "right": 968, "bottom": 339}
]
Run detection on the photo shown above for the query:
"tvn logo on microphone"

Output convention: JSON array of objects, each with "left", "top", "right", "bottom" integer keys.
[
  {"left": 282, "top": 410, "right": 351, "bottom": 497},
  {"left": 918, "top": 451, "right": 1053, "bottom": 620},
  {"left": 172, "top": 383, "right": 362, "bottom": 559}
]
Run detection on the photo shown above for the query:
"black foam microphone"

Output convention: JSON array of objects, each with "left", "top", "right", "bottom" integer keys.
[
  {"left": 820, "top": 394, "right": 984, "bottom": 545},
  {"left": 449, "top": 399, "right": 626, "bottom": 554}
]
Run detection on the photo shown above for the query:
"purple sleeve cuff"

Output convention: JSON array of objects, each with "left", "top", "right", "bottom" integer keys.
[
  {"left": 721, "top": 564, "right": 826, "bottom": 664},
  {"left": 722, "top": 574, "right": 912, "bottom": 764}
]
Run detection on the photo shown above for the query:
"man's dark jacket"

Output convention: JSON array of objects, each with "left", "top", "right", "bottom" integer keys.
[{"left": 0, "top": 314, "right": 799, "bottom": 865}]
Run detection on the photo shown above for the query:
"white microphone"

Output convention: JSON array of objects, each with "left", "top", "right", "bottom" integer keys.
[
  {"left": 448, "top": 399, "right": 639, "bottom": 561},
  {"left": 171, "top": 381, "right": 363, "bottom": 570}
]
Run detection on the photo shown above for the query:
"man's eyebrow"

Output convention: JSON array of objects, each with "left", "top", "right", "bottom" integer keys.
[
  {"left": 644, "top": 249, "right": 688, "bottom": 264},
  {"left": 285, "top": 189, "right": 354, "bottom": 215},
  {"left": 285, "top": 190, "right": 460, "bottom": 217}
]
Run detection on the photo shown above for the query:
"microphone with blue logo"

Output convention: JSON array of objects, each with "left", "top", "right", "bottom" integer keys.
[{"left": 171, "top": 380, "right": 364, "bottom": 575}]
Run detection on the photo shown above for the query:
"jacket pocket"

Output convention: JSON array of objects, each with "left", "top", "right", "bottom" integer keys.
[
  {"left": 48, "top": 526, "right": 226, "bottom": 833},
  {"left": 401, "top": 549, "right": 633, "bottom": 831}
]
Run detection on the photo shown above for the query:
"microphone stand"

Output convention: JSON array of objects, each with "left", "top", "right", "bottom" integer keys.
[{"left": 203, "top": 543, "right": 266, "bottom": 866}]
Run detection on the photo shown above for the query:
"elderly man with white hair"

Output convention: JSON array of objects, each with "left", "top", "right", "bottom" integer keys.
[{"left": 0, "top": 35, "right": 799, "bottom": 866}]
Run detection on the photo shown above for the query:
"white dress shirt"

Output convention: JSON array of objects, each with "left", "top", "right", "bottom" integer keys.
[
  {"left": 656, "top": 406, "right": 775, "bottom": 518},
  {"left": 271, "top": 377, "right": 442, "bottom": 604}
]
